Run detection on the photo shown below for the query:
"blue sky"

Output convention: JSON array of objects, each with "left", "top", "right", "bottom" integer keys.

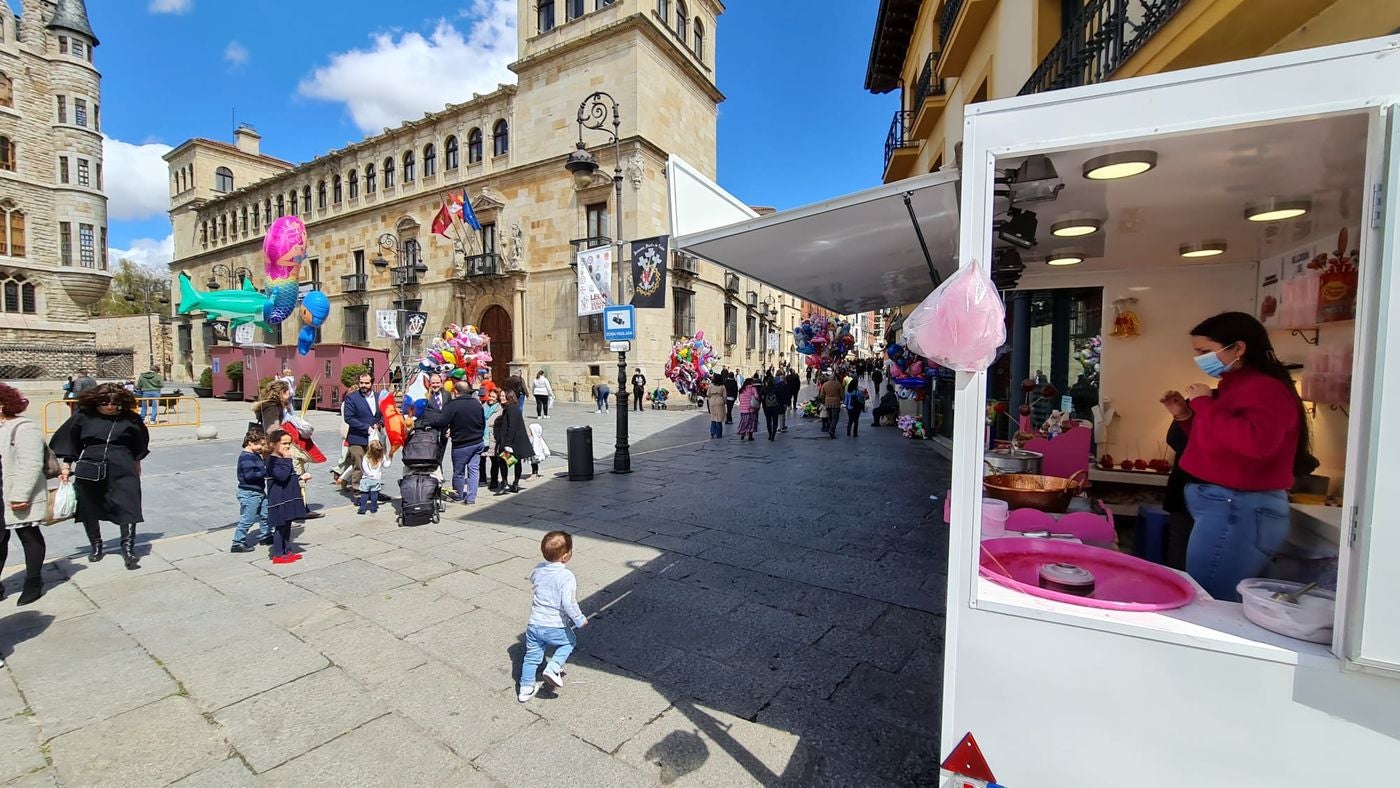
[{"left": 79, "top": 0, "right": 894, "bottom": 267}]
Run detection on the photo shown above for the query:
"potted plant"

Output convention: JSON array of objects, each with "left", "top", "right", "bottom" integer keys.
[
  {"left": 340, "top": 363, "right": 368, "bottom": 389},
  {"left": 194, "top": 367, "right": 214, "bottom": 398},
  {"left": 295, "top": 374, "right": 319, "bottom": 411},
  {"left": 224, "top": 361, "right": 245, "bottom": 401}
]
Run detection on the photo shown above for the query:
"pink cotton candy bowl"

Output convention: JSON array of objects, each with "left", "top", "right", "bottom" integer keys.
[{"left": 980, "top": 538, "right": 1196, "bottom": 611}]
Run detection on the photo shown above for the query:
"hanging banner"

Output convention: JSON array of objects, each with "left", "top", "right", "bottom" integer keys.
[
  {"left": 404, "top": 311, "right": 428, "bottom": 338},
  {"left": 766, "top": 332, "right": 780, "bottom": 352},
  {"left": 234, "top": 323, "right": 256, "bottom": 345},
  {"left": 576, "top": 246, "right": 612, "bottom": 316},
  {"left": 376, "top": 309, "right": 401, "bottom": 339},
  {"left": 630, "top": 235, "right": 668, "bottom": 309}
]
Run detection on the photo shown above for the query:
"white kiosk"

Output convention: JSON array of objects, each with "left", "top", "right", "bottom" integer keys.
[{"left": 674, "top": 36, "right": 1400, "bottom": 785}]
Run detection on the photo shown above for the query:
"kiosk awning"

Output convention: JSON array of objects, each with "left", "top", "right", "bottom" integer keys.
[{"left": 668, "top": 157, "right": 960, "bottom": 314}]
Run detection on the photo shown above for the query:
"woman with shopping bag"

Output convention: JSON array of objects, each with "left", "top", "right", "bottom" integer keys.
[
  {"left": 0, "top": 383, "right": 54, "bottom": 604},
  {"left": 50, "top": 383, "right": 149, "bottom": 570}
]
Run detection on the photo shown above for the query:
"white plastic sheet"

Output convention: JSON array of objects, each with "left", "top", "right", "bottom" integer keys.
[{"left": 49, "top": 480, "right": 77, "bottom": 523}]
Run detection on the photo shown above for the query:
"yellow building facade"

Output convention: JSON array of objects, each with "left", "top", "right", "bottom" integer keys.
[
  {"left": 867, "top": 0, "right": 1400, "bottom": 184},
  {"left": 167, "top": 0, "right": 803, "bottom": 390}
]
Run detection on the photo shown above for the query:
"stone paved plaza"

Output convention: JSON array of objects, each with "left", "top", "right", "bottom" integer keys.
[{"left": 0, "top": 394, "right": 950, "bottom": 786}]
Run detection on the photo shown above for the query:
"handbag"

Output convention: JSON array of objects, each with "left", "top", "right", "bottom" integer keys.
[
  {"left": 5, "top": 419, "right": 62, "bottom": 479},
  {"left": 72, "top": 420, "right": 117, "bottom": 482}
]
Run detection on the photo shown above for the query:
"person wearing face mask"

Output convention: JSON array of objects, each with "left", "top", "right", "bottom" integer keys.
[{"left": 1160, "top": 311, "right": 1315, "bottom": 601}]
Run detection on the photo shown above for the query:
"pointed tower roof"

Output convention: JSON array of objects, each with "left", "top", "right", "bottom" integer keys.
[{"left": 48, "top": 0, "right": 99, "bottom": 46}]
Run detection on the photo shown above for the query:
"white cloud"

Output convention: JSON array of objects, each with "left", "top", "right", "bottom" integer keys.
[
  {"left": 297, "top": 1, "right": 517, "bottom": 134},
  {"left": 148, "top": 0, "right": 192, "bottom": 14},
  {"left": 102, "top": 135, "right": 174, "bottom": 222},
  {"left": 112, "top": 235, "right": 175, "bottom": 271},
  {"left": 224, "top": 40, "right": 249, "bottom": 68}
]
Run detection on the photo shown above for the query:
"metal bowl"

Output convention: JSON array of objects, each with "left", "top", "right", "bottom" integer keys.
[{"left": 982, "top": 470, "right": 1088, "bottom": 513}]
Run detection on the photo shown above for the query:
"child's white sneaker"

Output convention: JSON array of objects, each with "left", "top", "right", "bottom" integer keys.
[
  {"left": 542, "top": 663, "right": 564, "bottom": 688},
  {"left": 517, "top": 682, "right": 540, "bottom": 703}
]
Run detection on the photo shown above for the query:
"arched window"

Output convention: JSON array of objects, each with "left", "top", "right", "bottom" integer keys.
[
  {"left": 301, "top": 186, "right": 311, "bottom": 214},
  {"left": 467, "top": 128, "right": 483, "bottom": 163},
  {"left": 383, "top": 157, "right": 396, "bottom": 188},
  {"left": 694, "top": 17, "right": 704, "bottom": 60},
  {"left": 317, "top": 180, "right": 326, "bottom": 208},
  {"left": 221, "top": 214, "right": 228, "bottom": 240},
  {"left": 0, "top": 136, "right": 13, "bottom": 172},
  {"left": 0, "top": 208, "right": 24, "bottom": 257},
  {"left": 276, "top": 195, "right": 285, "bottom": 217},
  {"left": 0, "top": 71, "right": 14, "bottom": 109},
  {"left": 676, "top": 1, "right": 688, "bottom": 42},
  {"left": 348, "top": 169, "right": 359, "bottom": 199},
  {"left": 288, "top": 189, "right": 299, "bottom": 216},
  {"left": 402, "top": 150, "right": 415, "bottom": 183},
  {"left": 365, "top": 163, "right": 376, "bottom": 194},
  {"left": 444, "top": 136, "right": 459, "bottom": 170},
  {"left": 0, "top": 277, "right": 36, "bottom": 314},
  {"left": 263, "top": 199, "right": 271, "bottom": 223},
  {"left": 241, "top": 205, "right": 248, "bottom": 233},
  {"left": 252, "top": 203, "right": 260, "bottom": 229},
  {"left": 492, "top": 120, "right": 509, "bottom": 157},
  {"left": 215, "top": 167, "right": 234, "bottom": 193},
  {"left": 332, "top": 174, "right": 342, "bottom": 203}
]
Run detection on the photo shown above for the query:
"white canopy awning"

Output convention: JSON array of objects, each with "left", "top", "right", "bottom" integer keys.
[{"left": 668, "top": 157, "right": 960, "bottom": 314}]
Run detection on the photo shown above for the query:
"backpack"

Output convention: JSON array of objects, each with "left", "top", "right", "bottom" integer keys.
[
  {"left": 762, "top": 389, "right": 779, "bottom": 409},
  {"left": 851, "top": 391, "right": 867, "bottom": 411}
]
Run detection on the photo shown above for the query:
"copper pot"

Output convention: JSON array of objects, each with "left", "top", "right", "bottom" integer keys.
[{"left": 982, "top": 470, "right": 1088, "bottom": 513}]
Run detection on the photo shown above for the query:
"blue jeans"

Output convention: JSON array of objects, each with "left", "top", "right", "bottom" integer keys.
[
  {"left": 139, "top": 390, "right": 161, "bottom": 423},
  {"left": 710, "top": 420, "right": 722, "bottom": 438},
  {"left": 1184, "top": 483, "right": 1290, "bottom": 601},
  {"left": 234, "top": 490, "right": 268, "bottom": 545},
  {"left": 520, "top": 624, "right": 577, "bottom": 687},
  {"left": 596, "top": 389, "right": 610, "bottom": 411},
  {"left": 451, "top": 441, "right": 485, "bottom": 502}
]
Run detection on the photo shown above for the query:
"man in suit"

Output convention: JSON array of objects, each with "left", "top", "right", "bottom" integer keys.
[
  {"left": 341, "top": 372, "right": 382, "bottom": 490},
  {"left": 419, "top": 373, "right": 453, "bottom": 484}
]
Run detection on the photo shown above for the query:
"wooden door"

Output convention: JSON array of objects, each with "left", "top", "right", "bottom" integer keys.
[{"left": 480, "top": 304, "right": 512, "bottom": 384}]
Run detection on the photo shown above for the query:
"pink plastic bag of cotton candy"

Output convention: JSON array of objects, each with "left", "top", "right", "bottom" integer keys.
[{"left": 901, "top": 259, "right": 1006, "bottom": 372}]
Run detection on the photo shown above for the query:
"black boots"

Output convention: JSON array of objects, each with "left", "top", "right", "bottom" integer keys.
[
  {"left": 17, "top": 578, "right": 43, "bottom": 605},
  {"left": 83, "top": 521, "right": 104, "bottom": 562},
  {"left": 119, "top": 523, "right": 139, "bottom": 570}
]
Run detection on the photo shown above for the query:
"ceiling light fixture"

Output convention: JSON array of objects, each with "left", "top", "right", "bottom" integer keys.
[
  {"left": 1082, "top": 150, "right": 1158, "bottom": 180},
  {"left": 1046, "top": 251, "right": 1085, "bottom": 267},
  {"left": 1245, "top": 197, "right": 1311, "bottom": 222},
  {"left": 1179, "top": 241, "right": 1228, "bottom": 258},
  {"left": 1051, "top": 218, "right": 1102, "bottom": 238}
]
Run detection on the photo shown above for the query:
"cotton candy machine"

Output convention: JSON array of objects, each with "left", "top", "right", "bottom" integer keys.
[{"left": 980, "top": 538, "right": 1196, "bottom": 611}]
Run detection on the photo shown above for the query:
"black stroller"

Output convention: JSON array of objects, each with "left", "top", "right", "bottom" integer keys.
[{"left": 396, "top": 425, "right": 446, "bottom": 527}]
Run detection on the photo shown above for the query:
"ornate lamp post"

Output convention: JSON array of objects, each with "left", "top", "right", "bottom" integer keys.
[
  {"left": 207, "top": 264, "right": 253, "bottom": 291},
  {"left": 566, "top": 91, "right": 631, "bottom": 474},
  {"left": 373, "top": 233, "right": 428, "bottom": 382}
]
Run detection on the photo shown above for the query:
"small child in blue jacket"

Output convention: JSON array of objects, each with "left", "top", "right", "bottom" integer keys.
[{"left": 231, "top": 429, "right": 270, "bottom": 553}]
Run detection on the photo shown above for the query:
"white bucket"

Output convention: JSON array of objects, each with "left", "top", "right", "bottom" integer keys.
[{"left": 981, "top": 499, "right": 1010, "bottom": 539}]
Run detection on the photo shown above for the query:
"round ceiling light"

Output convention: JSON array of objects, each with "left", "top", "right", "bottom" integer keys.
[
  {"left": 1245, "top": 198, "right": 1311, "bottom": 222},
  {"left": 1046, "top": 251, "right": 1085, "bottom": 267},
  {"left": 1082, "top": 151, "right": 1157, "bottom": 180},
  {"left": 1179, "top": 241, "right": 1228, "bottom": 258},
  {"left": 1051, "top": 218, "right": 1102, "bottom": 238}
]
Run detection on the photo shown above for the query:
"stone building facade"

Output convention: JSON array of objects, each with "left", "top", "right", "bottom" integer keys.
[
  {"left": 167, "top": 0, "right": 805, "bottom": 391},
  {"left": 0, "top": 0, "right": 112, "bottom": 377}
]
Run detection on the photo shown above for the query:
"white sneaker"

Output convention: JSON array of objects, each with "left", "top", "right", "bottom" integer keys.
[
  {"left": 517, "top": 682, "right": 540, "bottom": 703},
  {"left": 595, "top": 410, "right": 602, "bottom": 414},
  {"left": 542, "top": 663, "right": 564, "bottom": 688}
]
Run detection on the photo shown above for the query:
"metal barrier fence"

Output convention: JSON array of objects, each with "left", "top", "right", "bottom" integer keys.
[{"left": 41, "top": 396, "right": 202, "bottom": 434}]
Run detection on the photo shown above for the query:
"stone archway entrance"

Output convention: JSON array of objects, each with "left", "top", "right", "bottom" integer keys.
[{"left": 480, "top": 304, "right": 512, "bottom": 384}]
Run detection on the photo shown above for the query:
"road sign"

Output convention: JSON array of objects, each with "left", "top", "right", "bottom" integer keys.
[
  {"left": 609, "top": 340, "right": 632, "bottom": 353},
  {"left": 604, "top": 304, "right": 637, "bottom": 341}
]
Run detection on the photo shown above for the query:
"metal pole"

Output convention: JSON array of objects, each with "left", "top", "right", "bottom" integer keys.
[{"left": 615, "top": 349, "right": 631, "bottom": 473}]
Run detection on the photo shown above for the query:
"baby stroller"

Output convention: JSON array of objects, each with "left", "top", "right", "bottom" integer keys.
[
  {"left": 397, "top": 425, "right": 446, "bottom": 527},
  {"left": 650, "top": 387, "right": 669, "bottom": 410}
]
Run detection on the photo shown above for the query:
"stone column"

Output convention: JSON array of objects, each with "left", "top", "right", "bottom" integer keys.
[{"left": 509, "top": 280, "right": 528, "bottom": 377}]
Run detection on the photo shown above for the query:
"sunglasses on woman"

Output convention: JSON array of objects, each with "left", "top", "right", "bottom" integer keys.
[{"left": 98, "top": 399, "right": 120, "bottom": 406}]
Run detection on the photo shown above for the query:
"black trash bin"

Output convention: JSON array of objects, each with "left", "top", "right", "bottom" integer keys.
[{"left": 567, "top": 426, "right": 594, "bottom": 481}]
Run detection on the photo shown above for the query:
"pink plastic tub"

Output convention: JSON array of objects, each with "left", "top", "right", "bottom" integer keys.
[{"left": 980, "top": 538, "right": 1196, "bottom": 611}]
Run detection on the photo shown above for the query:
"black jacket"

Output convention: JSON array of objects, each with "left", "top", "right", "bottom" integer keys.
[
  {"left": 426, "top": 396, "right": 485, "bottom": 448},
  {"left": 493, "top": 403, "right": 534, "bottom": 461}
]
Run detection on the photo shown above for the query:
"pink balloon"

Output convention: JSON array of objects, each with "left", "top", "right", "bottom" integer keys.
[
  {"left": 263, "top": 216, "right": 307, "bottom": 281},
  {"left": 694, "top": 330, "right": 704, "bottom": 341}
]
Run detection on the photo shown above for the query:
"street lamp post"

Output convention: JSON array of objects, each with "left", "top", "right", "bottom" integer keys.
[
  {"left": 566, "top": 90, "right": 631, "bottom": 474},
  {"left": 207, "top": 264, "right": 254, "bottom": 291},
  {"left": 125, "top": 290, "right": 170, "bottom": 374},
  {"left": 373, "top": 233, "right": 428, "bottom": 383}
]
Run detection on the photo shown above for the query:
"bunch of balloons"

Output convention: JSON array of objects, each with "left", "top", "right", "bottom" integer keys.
[
  {"left": 664, "top": 330, "right": 719, "bottom": 395},
  {"left": 401, "top": 323, "right": 493, "bottom": 418},
  {"left": 177, "top": 216, "right": 329, "bottom": 355},
  {"left": 792, "top": 315, "right": 855, "bottom": 368},
  {"left": 884, "top": 343, "right": 930, "bottom": 389}
]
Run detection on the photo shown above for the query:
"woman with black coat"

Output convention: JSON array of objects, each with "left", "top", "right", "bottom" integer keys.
[
  {"left": 493, "top": 391, "right": 534, "bottom": 494},
  {"left": 50, "top": 384, "right": 150, "bottom": 569}
]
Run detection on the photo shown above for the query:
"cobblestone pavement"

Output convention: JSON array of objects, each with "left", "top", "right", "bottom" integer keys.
[{"left": 1, "top": 388, "right": 951, "bottom": 786}]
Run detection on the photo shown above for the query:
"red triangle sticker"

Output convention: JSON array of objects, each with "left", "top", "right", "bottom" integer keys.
[{"left": 941, "top": 732, "right": 997, "bottom": 783}]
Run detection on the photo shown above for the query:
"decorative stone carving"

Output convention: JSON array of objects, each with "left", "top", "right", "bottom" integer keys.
[
  {"left": 508, "top": 222, "right": 524, "bottom": 271},
  {"left": 626, "top": 152, "right": 645, "bottom": 189}
]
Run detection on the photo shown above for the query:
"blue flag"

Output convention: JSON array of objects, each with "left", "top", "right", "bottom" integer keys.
[{"left": 460, "top": 189, "right": 481, "bottom": 232}]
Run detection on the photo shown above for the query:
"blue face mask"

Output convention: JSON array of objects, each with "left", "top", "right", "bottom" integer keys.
[{"left": 1194, "top": 343, "right": 1237, "bottom": 379}]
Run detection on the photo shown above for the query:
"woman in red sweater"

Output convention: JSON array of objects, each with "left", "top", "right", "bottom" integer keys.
[{"left": 1160, "top": 312, "right": 1313, "bottom": 601}]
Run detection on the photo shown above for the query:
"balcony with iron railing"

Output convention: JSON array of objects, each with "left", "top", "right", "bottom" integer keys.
[
  {"left": 341, "top": 273, "right": 368, "bottom": 293},
  {"left": 883, "top": 110, "right": 920, "bottom": 182},
  {"left": 936, "top": 0, "right": 997, "bottom": 78},
  {"left": 1020, "top": 0, "right": 1188, "bottom": 96},
  {"left": 462, "top": 253, "right": 504, "bottom": 277},
  {"left": 910, "top": 51, "right": 950, "bottom": 138}
]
